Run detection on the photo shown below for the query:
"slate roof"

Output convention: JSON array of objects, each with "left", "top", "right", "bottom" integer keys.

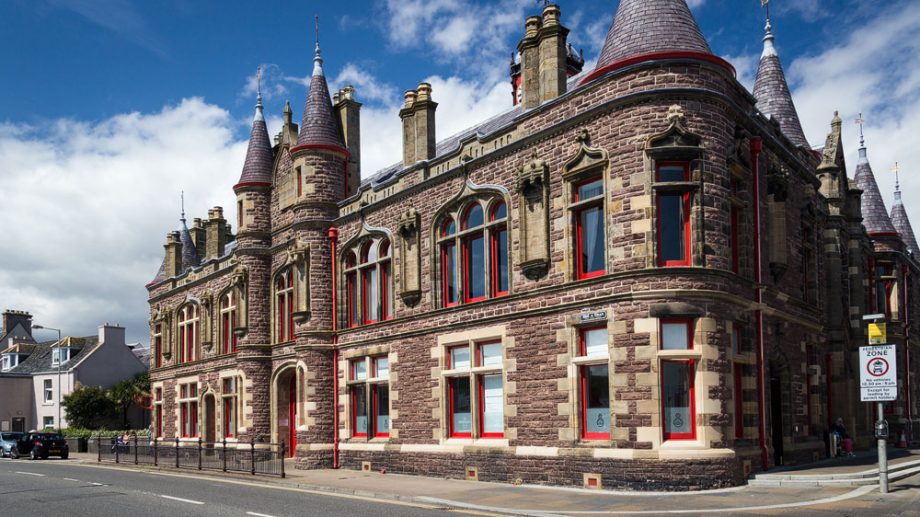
[
  {"left": 296, "top": 44, "right": 345, "bottom": 149},
  {"left": 595, "top": 0, "right": 712, "bottom": 70},
  {"left": 178, "top": 218, "right": 200, "bottom": 271},
  {"left": 854, "top": 145, "right": 897, "bottom": 235},
  {"left": 236, "top": 95, "right": 273, "bottom": 186},
  {"left": 752, "top": 21, "right": 809, "bottom": 148},
  {"left": 891, "top": 191, "right": 920, "bottom": 257},
  {"left": 5, "top": 337, "right": 99, "bottom": 375}
]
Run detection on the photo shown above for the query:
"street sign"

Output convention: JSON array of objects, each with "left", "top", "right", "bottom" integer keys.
[
  {"left": 860, "top": 345, "right": 897, "bottom": 402},
  {"left": 868, "top": 323, "right": 887, "bottom": 345}
]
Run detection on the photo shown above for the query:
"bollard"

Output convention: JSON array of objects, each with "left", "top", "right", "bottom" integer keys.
[
  {"left": 197, "top": 437, "right": 202, "bottom": 471},
  {"left": 175, "top": 437, "right": 180, "bottom": 469},
  {"left": 281, "top": 441, "right": 286, "bottom": 479},
  {"left": 115, "top": 437, "right": 120, "bottom": 464},
  {"left": 222, "top": 437, "right": 227, "bottom": 472},
  {"left": 96, "top": 436, "right": 101, "bottom": 463},
  {"left": 134, "top": 434, "right": 138, "bottom": 465},
  {"left": 154, "top": 438, "right": 158, "bottom": 467},
  {"left": 251, "top": 436, "right": 256, "bottom": 476}
]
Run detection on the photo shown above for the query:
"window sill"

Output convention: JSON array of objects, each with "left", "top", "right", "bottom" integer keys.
[
  {"left": 572, "top": 355, "right": 609, "bottom": 366},
  {"left": 657, "top": 350, "right": 701, "bottom": 359},
  {"left": 445, "top": 437, "right": 509, "bottom": 447}
]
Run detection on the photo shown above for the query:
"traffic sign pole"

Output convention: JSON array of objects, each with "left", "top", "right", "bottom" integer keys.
[
  {"left": 878, "top": 402, "right": 888, "bottom": 494},
  {"left": 861, "top": 314, "right": 893, "bottom": 495}
]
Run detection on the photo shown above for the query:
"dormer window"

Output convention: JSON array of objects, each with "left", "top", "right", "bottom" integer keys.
[
  {"left": 1, "top": 353, "right": 20, "bottom": 371},
  {"left": 51, "top": 348, "right": 72, "bottom": 367}
]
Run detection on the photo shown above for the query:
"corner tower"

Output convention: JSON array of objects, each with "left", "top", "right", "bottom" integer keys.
[{"left": 752, "top": 16, "right": 809, "bottom": 148}]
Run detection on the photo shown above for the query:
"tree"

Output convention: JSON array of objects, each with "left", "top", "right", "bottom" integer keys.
[
  {"left": 62, "top": 385, "right": 116, "bottom": 429},
  {"left": 109, "top": 373, "right": 150, "bottom": 428}
]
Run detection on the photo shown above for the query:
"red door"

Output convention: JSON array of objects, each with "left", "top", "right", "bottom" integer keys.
[{"left": 288, "top": 376, "right": 297, "bottom": 457}]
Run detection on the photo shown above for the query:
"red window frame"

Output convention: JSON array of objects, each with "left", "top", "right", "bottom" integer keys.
[
  {"left": 222, "top": 378, "right": 237, "bottom": 438},
  {"left": 659, "top": 319, "right": 694, "bottom": 350},
  {"left": 655, "top": 162, "right": 692, "bottom": 267},
  {"left": 153, "top": 324, "right": 162, "bottom": 368},
  {"left": 275, "top": 271, "right": 294, "bottom": 343},
  {"left": 490, "top": 202, "right": 509, "bottom": 297},
  {"left": 360, "top": 242, "right": 379, "bottom": 324},
  {"left": 371, "top": 384, "right": 389, "bottom": 438},
  {"left": 447, "top": 344, "right": 470, "bottom": 370},
  {"left": 179, "top": 384, "right": 198, "bottom": 438},
  {"left": 379, "top": 240, "right": 393, "bottom": 320},
  {"left": 154, "top": 387, "right": 163, "bottom": 438},
  {"left": 441, "top": 218, "right": 458, "bottom": 308},
  {"left": 351, "top": 385, "right": 367, "bottom": 438},
  {"left": 477, "top": 374, "right": 504, "bottom": 438},
  {"left": 580, "top": 364, "right": 610, "bottom": 440},
  {"left": 573, "top": 177, "right": 605, "bottom": 280},
  {"left": 178, "top": 304, "right": 198, "bottom": 364},
  {"left": 734, "top": 364, "right": 744, "bottom": 439},
  {"left": 579, "top": 325, "right": 607, "bottom": 356},
  {"left": 447, "top": 377, "right": 472, "bottom": 438},
  {"left": 220, "top": 291, "right": 238, "bottom": 354},
  {"left": 661, "top": 359, "right": 696, "bottom": 441},
  {"left": 461, "top": 204, "right": 487, "bottom": 304}
]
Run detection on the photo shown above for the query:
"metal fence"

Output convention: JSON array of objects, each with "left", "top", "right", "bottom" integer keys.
[{"left": 90, "top": 436, "right": 286, "bottom": 477}]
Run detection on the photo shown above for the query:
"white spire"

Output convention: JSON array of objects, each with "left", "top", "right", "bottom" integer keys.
[
  {"left": 254, "top": 66, "right": 264, "bottom": 122},
  {"left": 761, "top": 20, "right": 777, "bottom": 58},
  {"left": 313, "top": 15, "right": 324, "bottom": 77},
  {"left": 856, "top": 113, "right": 868, "bottom": 164},
  {"left": 893, "top": 162, "right": 902, "bottom": 204}
]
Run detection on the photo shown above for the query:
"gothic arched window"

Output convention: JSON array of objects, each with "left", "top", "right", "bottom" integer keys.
[
  {"left": 177, "top": 303, "right": 199, "bottom": 363},
  {"left": 275, "top": 269, "right": 295, "bottom": 343},
  {"left": 344, "top": 237, "right": 393, "bottom": 326},
  {"left": 220, "top": 290, "right": 239, "bottom": 354}
]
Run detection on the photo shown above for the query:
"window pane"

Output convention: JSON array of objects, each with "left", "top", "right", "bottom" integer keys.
[
  {"left": 731, "top": 327, "right": 740, "bottom": 355},
  {"left": 451, "top": 377, "right": 471, "bottom": 435},
  {"left": 375, "top": 386, "right": 389, "bottom": 435},
  {"left": 658, "top": 165, "right": 686, "bottom": 182},
  {"left": 582, "top": 327, "right": 608, "bottom": 357},
  {"left": 466, "top": 235, "right": 485, "bottom": 300},
  {"left": 659, "top": 194, "right": 686, "bottom": 264},
  {"left": 444, "top": 244, "right": 458, "bottom": 304},
  {"left": 577, "top": 179, "right": 603, "bottom": 201},
  {"left": 479, "top": 342, "right": 502, "bottom": 367},
  {"left": 354, "top": 385, "right": 367, "bottom": 435},
  {"left": 482, "top": 374, "right": 503, "bottom": 434},
  {"left": 374, "top": 357, "right": 389, "bottom": 378},
  {"left": 464, "top": 204, "right": 484, "bottom": 229},
  {"left": 492, "top": 201, "right": 507, "bottom": 220},
  {"left": 495, "top": 228, "right": 508, "bottom": 293},
  {"left": 663, "top": 361, "right": 693, "bottom": 437},
  {"left": 585, "top": 365, "right": 610, "bottom": 435},
  {"left": 450, "top": 346, "right": 470, "bottom": 370},
  {"left": 661, "top": 322, "right": 690, "bottom": 350},
  {"left": 365, "top": 269, "right": 379, "bottom": 321},
  {"left": 579, "top": 206, "right": 605, "bottom": 274},
  {"left": 442, "top": 218, "right": 455, "bottom": 236},
  {"left": 353, "top": 360, "right": 367, "bottom": 380},
  {"left": 383, "top": 263, "right": 393, "bottom": 319}
]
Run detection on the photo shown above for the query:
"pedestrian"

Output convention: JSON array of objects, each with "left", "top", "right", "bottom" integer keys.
[{"left": 831, "top": 418, "right": 854, "bottom": 457}]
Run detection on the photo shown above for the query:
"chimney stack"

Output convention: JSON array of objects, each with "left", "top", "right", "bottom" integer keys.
[
  {"left": 515, "top": 6, "right": 570, "bottom": 108},
  {"left": 205, "top": 206, "right": 228, "bottom": 260},
  {"left": 2, "top": 310, "right": 33, "bottom": 339},
  {"left": 334, "top": 86, "right": 362, "bottom": 197},
  {"left": 190, "top": 218, "right": 207, "bottom": 260},
  {"left": 400, "top": 89, "right": 419, "bottom": 166},
  {"left": 164, "top": 231, "right": 183, "bottom": 277},
  {"left": 399, "top": 83, "right": 437, "bottom": 167}
]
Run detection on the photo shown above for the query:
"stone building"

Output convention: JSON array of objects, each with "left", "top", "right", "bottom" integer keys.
[{"left": 146, "top": 0, "right": 920, "bottom": 490}]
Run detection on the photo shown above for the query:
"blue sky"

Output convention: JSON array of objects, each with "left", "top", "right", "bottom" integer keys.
[{"left": 2, "top": 0, "right": 919, "bottom": 343}]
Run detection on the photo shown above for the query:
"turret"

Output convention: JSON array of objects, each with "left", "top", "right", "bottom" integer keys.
[
  {"left": 890, "top": 167, "right": 920, "bottom": 257},
  {"left": 752, "top": 15, "right": 809, "bottom": 148},
  {"left": 853, "top": 122, "right": 897, "bottom": 236},
  {"left": 235, "top": 70, "right": 274, "bottom": 237}
]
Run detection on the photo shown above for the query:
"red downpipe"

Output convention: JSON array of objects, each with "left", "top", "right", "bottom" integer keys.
[
  {"left": 750, "top": 137, "right": 769, "bottom": 470},
  {"left": 329, "top": 227, "right": 340, "bottom": 469}
]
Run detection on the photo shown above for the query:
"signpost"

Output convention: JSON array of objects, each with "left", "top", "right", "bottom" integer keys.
[{"left": 861, "top": 313, "right": 895, "bottom": 494}]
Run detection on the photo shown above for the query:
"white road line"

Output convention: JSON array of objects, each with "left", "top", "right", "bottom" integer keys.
[
  {"left": 14, "top": 472, "right": 45, "bottom": 477},
  {"left": 91, "top": 482, "right": 104, "bottom": 486},
  {"left": 247, "top": 512, "right": 277, "bottom": 517},
  {"left": 63, "top": 478, "right": 80, "bottom": 482},
  {"left": 160, "top": 495, "right": 205, "bottom": 505}
]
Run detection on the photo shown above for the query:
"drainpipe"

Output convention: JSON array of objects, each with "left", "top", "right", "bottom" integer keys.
[
  {"left": 329, "top": 227, "right": 340, "bottom": 469},
  {"left": 750, "top": 137, "right": 769, "bottom": 470},
  {"left": 904, "top": 267, "right": 912, "bottom": 437}
]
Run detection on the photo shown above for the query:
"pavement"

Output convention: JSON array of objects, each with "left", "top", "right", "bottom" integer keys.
[{"left": 14, "top": 447, "right": 920, "bottom": 516}]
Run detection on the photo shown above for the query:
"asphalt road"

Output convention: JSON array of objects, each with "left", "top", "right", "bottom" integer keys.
[{"left": 0, "top": 459, "right": 481, "bottom": 517}]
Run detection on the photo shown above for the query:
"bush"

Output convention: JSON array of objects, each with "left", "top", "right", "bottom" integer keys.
[{"left": 62, "top": 386, "right": 116, "bottom": 429}]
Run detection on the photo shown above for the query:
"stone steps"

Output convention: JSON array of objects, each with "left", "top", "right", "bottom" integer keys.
[{"left": 748, "top": 458, "right": 920, "bottom": 487}]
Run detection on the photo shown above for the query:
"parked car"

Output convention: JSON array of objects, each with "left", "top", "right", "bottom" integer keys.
[
  {"left": 0, "top": 432, "right": 24, "bottom": 458},
  {"left": 14, "top": 432, "right": 69, "bottom": 460}
]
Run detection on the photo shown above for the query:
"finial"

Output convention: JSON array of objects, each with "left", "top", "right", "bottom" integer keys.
[
  {"left": 254, "top": 66, "right": 265, "bottom": 122},
  {"left": 180, "top": 190, "right": 186, "bottom": 223},
  {"left": 855, "top": 112, "right": 866, "bottom": 148},
  {"left": 312, "top": 14, "right": 324, "bottom": 77},
  {"left": 892, "top": 162, "right": 901, "bottom": 201},
  {"left": 761, "top": 0, "right": 771, "bottom": 25},
  {"left": 760, "top": 0, "right": 776, "bottom": 57}
]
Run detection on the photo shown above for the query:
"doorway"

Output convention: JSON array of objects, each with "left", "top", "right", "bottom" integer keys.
[
  {"left": 275, "top": 368, "right": 297, "bottom": 458},
  {"left": 770, "top": 376, "right": 784, "bottom": 466}
]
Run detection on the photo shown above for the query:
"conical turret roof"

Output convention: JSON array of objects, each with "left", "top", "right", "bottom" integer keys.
[
  {"left": 752, "top": 20, "right": 809, "bottom": 148},
  {"left": 595, "top": 0, "right": 712, "bottom": 70},
  {"left": 854, "top": 137, "right": 897, "bottom": 235},
  {"left": 178, "top": 218, "right": 201, "bottom": 271},
  {"left": 236, "top": 89, "right": 273, "bottom": 187},
  {"left": 148, "top": 259, "right": 166, "bottom": 286},
  {"left": 296, "top": 43, "right": 344, "bottom": 149},
  {"left": 891, "top": 187, "right": 920, "bottom": 257}
]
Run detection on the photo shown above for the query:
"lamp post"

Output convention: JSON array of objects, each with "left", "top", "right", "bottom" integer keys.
[{"left": 33, "top": 324, "right": 62, "bottom": 431}]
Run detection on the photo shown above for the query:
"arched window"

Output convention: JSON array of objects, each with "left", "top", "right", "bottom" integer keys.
[
  {"left": 275, "top": 269, "right": 295, "bottom": 343},
  {"left": 344, "top": 238, "right": 393, "bottom": 326},
  {"left": 437, "top": 198, "right": 510, "bottom": 307},
  {"left": 177, "top": 304, "right": 199, "bottom": 363},
  {"left": 220, "top": 290, "right": 238, "bottom": 354}
]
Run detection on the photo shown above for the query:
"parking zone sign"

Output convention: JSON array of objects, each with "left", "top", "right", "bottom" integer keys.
[{"left": 859, "top": 345, "right": 897, "bottom": 402}]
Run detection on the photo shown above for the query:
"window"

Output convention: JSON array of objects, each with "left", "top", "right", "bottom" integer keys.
[
  {"left": 876, "top": 264, "right": 893, "bottom": 317},
  {"left": 179, "top": 383, "right": 199, "bottom": 438},
  {"left": 344, "top": 238, "right": 393, "bottom": 327},
  {"left": 275, "top": 269, "right": 295, "bottom": 343},
  {"left": 1, "top": 354, "right": 17, "bottom": 371},
  {"left": 443, "top": 341, "right": 504, "bottom": 439},
  {"left": 220, "top": 290, "right": 239, "bottom": 354},
  {"left": 348, "top": 355, "right": 390, "bottom": 438},
  {"left": 154, "top": 387, "right": 163, "bottom": 438},
  {"left": 177, "top": 304, "right": 200, "bottom": 363},
  {"left": 577, "top": 327, "right": 610, "bottom": 440},
  {"left": 659, "top": 318, "right": 696, "bottom": 441},
  {"left": 222, "top": 377, "right": 239, "bottom": 438},
  {"left": 51, "top": 348, "right": 71, "bottom": 366},
  {"left": 153, "top": 324, "right": 162, "bottom": 368},
  {"left": 656, "top": 163, "right": 691, "bottom": 267},
  {"left": 43, "top": 416, "right": 54, "bottom": 429},
  {"left": 572, "top": 177, "right": 606, "bottom": 279},
  {"left": 437, "top": 199, "right": 510, "bottom": 307},
  {"left": 44, "top": 379, "right": 53, "bottom": 402}
]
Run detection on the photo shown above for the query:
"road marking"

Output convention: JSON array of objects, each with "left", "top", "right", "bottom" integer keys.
[
  {"left": 160, "top": 495, "right": 205, "bottom": 505},
  {"left": 247, "top": 512, "right": 277, "bottom": 517},
  {"left": 91, "top": 482, "right": 104, "bottom": 486},
  {"left": 63, "top": 478, "right": 80, "bottom": 482},
  {"left": 15, "top": 471, "right": 45, "bottom": 477}
]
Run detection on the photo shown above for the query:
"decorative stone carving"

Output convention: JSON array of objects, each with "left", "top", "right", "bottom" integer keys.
[
  {"left": 562, "top": 131, "right": 609, "bottom": 181},
  {"left": 287, "top": 240, "right": 311, "bottom": 323},
  {"left": 151, "top": 304, "right": 172, "bottom": 360},
  {"left": 645, "top": 105, "right": 704, "bottom": 158},
  {"left": 517, "top": 153, "right": 550, "bottom": 279},
  {"left": 229, "top": 264, "right": 249, "bottom": 337},
  {"left": 398, "top": 208, "right": 421, "bottom": 306},
  {"left": 198, "top": 291, "right": 214, "bottom": 352}
]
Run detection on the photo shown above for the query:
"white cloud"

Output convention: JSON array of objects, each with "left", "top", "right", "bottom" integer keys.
[
  {"left": 723, "top": 52, "right": 760, "bottom": 93},
  {"left": 331, "top": 64, "right": 398, "bottom": 104},
  {"left": 240, "top": 64, "right": 289, "bottom": 102},
  {"left": 686, "top": 0, "right": 707, "bottom": 8},
  {"left": 0, "top": 99, "right": 245, "bottom": 343},
  {"left": 788, "top": 0, "right": 920, "bottom": 217}
]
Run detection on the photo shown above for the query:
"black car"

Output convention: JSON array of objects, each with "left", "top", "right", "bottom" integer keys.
[{"left": 13, "top": 432, "right": 69, "bottom": 460}]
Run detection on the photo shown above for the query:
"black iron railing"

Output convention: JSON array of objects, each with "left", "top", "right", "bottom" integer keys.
[{"left": 90, "top": 436, "right": 286, "bottom": 477}]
